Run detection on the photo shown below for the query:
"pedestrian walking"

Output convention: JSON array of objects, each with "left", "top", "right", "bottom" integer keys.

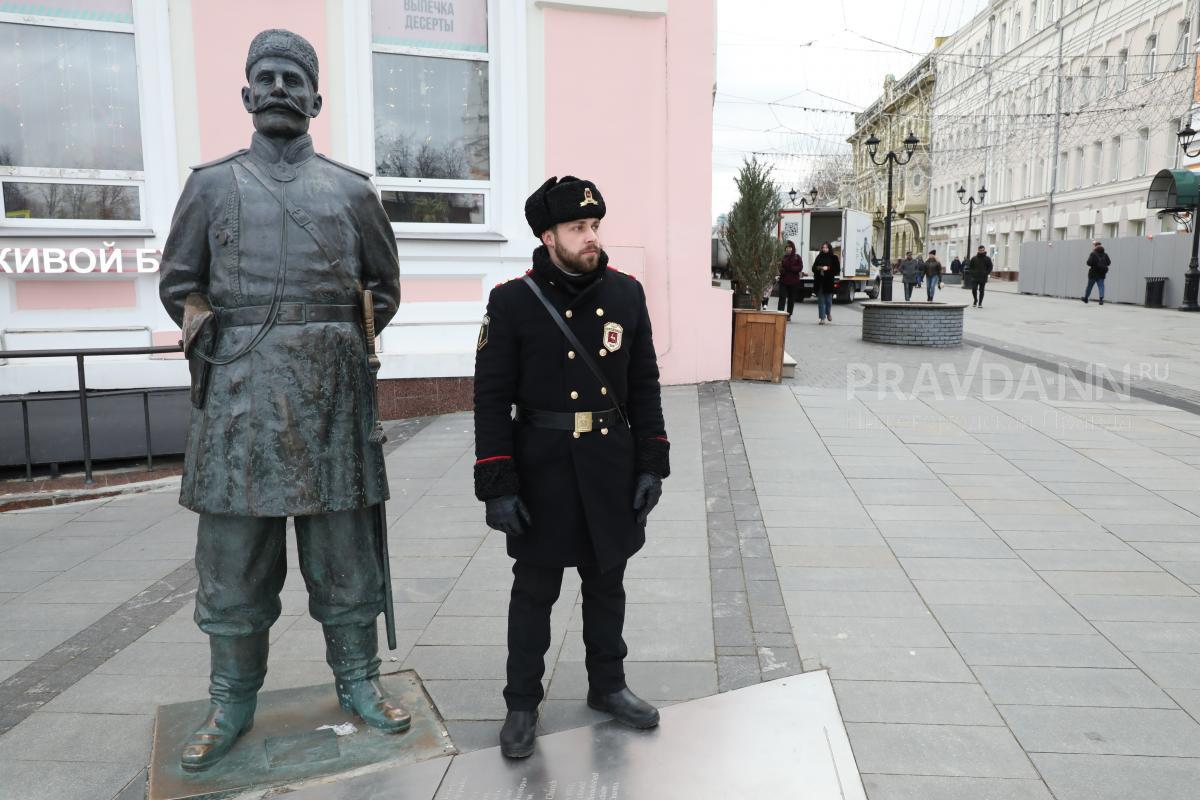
[
  {"left": 1082, "top": 240, "right": 1110, "bottom": 305},
  {"left": 776, "top": 239, "right": 805, "bottom": 319},
  {"left": 923, "top": 249, "right": 943, "bottom": 301},
  {"left": 812, "top": 241, "right": 840, "bottom": 324},
  {"left": 950, "top": 256, "right": 963, "bottom": 275},
  {"left": 474, "top": 175, "right": 670, "bottom": 759},
  {"left": 899, "top": 251, "right": 922, "bottom": 300},
  {"left": 966, "top": 245, "right": 992, "bottom": 307}
]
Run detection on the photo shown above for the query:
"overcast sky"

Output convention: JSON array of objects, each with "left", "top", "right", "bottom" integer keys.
[{"left": 713, "top": 0, "right": 990, "bottom": 221}]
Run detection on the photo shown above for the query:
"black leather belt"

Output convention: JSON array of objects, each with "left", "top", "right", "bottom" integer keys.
[
  {"left": 517, "top": 407, "right": 620, "bottom": 435},
  {"left": 219, "top": 303, "right": 358, "bottom": 327}
]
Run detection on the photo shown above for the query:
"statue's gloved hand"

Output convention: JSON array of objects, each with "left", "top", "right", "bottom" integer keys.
[
  {"left": 632, "top": 473, "right": 663, "bottom": 526},
  {"left": 485, "top": 495, "right": 532, "bottom": 537}
]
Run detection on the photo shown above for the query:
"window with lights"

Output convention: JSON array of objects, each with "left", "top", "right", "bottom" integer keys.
[
  {"left": 370, "top": 0, "right": 492, "bottom": 231},
  {"left": 0, "top": 0, "right": 144, "bottom": 227}
]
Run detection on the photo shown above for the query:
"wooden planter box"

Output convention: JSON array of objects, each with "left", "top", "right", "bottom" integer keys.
[{"left": 731, "top": 308, "right": 788, "bottom": 383}]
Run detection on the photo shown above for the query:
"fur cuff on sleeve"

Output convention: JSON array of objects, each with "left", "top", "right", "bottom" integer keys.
[
  {"left": 474, "top": 457, "right": 520, "bottom": 501},
  {"left": 635, "top": 437, "right": 671, "bottom": 479}
]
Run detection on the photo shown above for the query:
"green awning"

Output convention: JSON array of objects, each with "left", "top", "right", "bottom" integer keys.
[{"left": 1147, "top": 168, "right": 1200, "bottom": 209}]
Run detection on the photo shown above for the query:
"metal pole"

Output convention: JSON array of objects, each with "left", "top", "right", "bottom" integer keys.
[
  {"left": 76, "top": 354, "right": 94, "bottom": 485},
  {"left": 1184, "top": 204, "right": 1200, "bottom": 311},
  {"left": 143, "top": 391, "right": 154, "bottom": 471},
  {"left": 21, "top": 399, "right": 32, "bottom": 482},
  {"left": 967, "top": 200, "right": 974, "bottom": 257},
  {"left": 1045, "top": 19, "right": 1065, "bottom": 240},
  {"left": 884, "top": 156, "right": 895, "bottom": 290}
]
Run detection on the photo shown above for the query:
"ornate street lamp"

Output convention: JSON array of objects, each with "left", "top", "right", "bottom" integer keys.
[
  {"left": 957, "top": 183, "right": 987, "bottom": 262},
  {"left": 1176, "top": 123, "right": 1200, "bottom": 310},
  {"left": 864, "top": 131, "right": 920, "bottom": 301}
]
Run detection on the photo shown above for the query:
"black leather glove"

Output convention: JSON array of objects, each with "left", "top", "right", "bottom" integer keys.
[
  {"left": 485, "top": 495, "right": 531, "bottom": 537},
  {"left": 632, "top": 473, "right": 663, "bottom": 526}
]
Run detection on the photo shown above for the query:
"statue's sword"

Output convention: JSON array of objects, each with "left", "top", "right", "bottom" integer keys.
[{"left": 362, "top": 290, "right": 397, "bottom": 650}]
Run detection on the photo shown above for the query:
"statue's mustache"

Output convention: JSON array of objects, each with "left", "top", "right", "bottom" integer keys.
[{"left": 250, "top": 97, "right": 316, "bottom": 119}]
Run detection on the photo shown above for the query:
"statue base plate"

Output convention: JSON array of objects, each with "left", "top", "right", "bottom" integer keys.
[
  {"left": 290, "top": 670, "right": 866, "bottom": 800},
  {"left": 147, "top": 670, "right": 453, "bottom": 800}
]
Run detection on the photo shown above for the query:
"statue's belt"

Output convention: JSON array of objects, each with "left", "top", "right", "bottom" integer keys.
[{"left": 219, "top": 302, "right": 358, "bottom": 326}]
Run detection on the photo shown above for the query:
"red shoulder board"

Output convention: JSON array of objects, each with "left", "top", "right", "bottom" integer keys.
[
  {"left": 495, "top": 270, "right": 531, "bottom": 288},
  {"left": 607, "top": 266, "right": 638, "bottom": 281}
]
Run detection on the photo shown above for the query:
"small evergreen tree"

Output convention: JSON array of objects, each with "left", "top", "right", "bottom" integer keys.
[{"left": 722, "top": 158, "right": 783, "bottom": 309}]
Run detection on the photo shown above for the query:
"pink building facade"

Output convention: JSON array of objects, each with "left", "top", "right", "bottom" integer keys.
[{"left": 0, "top": 0, "right": 729, "bottom": 415}]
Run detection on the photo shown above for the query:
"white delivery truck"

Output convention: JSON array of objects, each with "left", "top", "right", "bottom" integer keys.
[{"left": 777, "top": 207, "right": 879, "bottom": 303}]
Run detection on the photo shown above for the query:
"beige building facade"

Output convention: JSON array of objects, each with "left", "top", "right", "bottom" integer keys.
[{"left": 845, "top": 55, "right": 936, "bottom": 263}]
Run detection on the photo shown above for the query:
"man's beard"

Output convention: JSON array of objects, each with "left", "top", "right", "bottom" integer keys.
[{"left": 552, "top": 238, "right": 601, "bottom": 274}]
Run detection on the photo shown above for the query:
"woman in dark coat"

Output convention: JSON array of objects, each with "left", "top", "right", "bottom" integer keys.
[
  {"left": 812, "top": 241, "right": 840, "bottom": 324},
  {"left": 776, "top": 240, "right": 805, "bottom": 319}
]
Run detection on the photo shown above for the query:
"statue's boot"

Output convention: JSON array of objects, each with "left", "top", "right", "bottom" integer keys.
[
  {"left": 180, "top": 632, "right": 268, "bottom": 772},
  {"left": 325, "top": 623, "right": 412, "bottom": 733}
]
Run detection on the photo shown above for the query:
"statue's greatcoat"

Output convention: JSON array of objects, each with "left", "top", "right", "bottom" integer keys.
[{"left": 159, "top": 132, "right": 401, "bottom": 517}]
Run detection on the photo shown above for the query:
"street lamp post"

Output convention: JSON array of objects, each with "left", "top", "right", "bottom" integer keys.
[
  {"left": 788, "top": 186, "right": 819, "bottom": 210},
  {"left": 786, "top": 187, "right": 819, "bottom": 266},
  {"left": 957, "top": 184, "right": 988, "bottom": 265},
  {"left": 865, "top": 131, "right": 920, "bottom": 302},
  {"left": 1175, "top": 124, "right": 1200, "bottom": 311}
]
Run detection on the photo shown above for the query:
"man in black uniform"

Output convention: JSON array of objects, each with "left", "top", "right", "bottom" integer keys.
[
  {"left": 158, "top": 30, "right": 408, "bottom": 771},
  {"left": 473, "top": 176, "right": 671, "bottom": 758}
]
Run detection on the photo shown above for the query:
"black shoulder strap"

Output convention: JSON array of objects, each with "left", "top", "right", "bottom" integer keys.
[{"left": 522, "top": 275, "right": 629, "bottom": 428}]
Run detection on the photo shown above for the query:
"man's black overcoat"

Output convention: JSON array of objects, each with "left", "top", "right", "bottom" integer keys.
[{"left": 473, "top": 248, "right": 670, "bottom": 572}]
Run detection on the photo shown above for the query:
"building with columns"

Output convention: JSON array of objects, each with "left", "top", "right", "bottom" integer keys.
[
  {"left": 926, "top": 0, "right": 1195, "bottom": 269},
  {"left": 845, "top": 54, "right": 936, "bottom": 263}
]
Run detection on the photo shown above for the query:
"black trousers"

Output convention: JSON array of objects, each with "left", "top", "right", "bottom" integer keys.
[
  {"left": 776, "top": 284, "right": 802, "bottom": 315},
  {"left": 194, "top": 508, "right": 383, "bottom": 637},
  {"left": 505, "top": 559, "right": 628, "bottom": 711},
  {"left": 972, "top": 282, "right": 986, "bottom": 305}
]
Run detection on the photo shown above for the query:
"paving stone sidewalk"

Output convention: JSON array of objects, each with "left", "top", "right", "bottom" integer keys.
[
  {"left": 4, "top": 294, "right": 1200, "bottom": 799},
  {"left": 763, "top": 308, "right": 1200, "bottom": 799}
]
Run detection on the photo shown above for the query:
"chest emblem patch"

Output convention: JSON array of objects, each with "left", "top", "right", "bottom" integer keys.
[{"left": 603, "top": 321, "right": 624, "bottom": 352}]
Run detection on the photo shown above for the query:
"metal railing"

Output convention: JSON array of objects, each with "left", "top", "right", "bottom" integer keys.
[{"left": 0, "top": 344, "right": 184, "bottom": 484}]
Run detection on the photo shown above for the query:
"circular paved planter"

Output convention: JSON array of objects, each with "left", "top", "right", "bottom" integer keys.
[{"left": 860, "top": 301, "right": 968, "bottom": 348}]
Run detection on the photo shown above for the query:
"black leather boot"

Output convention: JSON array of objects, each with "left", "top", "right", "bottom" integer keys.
[
  {"left": 587, "top": 687, "right": 659, "bottom": 729},
  {"left": 180, "top": 632, "right": 268, "bottom": 771},
  {"left": 324, "top": 623, "right": 411, "bottom": 733},
  {"left": 500, "top": 710, "right": 538, "bottom": 758}
]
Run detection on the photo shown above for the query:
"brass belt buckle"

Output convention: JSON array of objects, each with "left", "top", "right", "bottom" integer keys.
[{"left": 574, "top": 411, "right": 593, "bottom": 435}]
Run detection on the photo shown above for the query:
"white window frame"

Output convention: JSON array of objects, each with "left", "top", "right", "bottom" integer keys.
[
  {"left": 1117, "top": 48, "right": 1129, "bottom": 92},
  {"left": 1144, "top": 35, "right": 1157, "bottom": 82},
  {"left": 1136, "top": 127, "right": 1150, "bottom": 174},
  {"left": 362, "top": 0, "right": 499, "bottom": 235},
  {"left": 0, "top": 7, "right": 155, "bottom": 232},
  {"left": 1175, "top": 19, "right": 1191, "bottom": 69}
]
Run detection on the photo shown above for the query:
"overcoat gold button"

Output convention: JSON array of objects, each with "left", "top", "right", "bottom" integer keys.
[
  {"left": 565, "top": 310, "right": 573, "bottom": 319},
  {"left": 570, "top": 391, "right": 579, "bottom": 400},
  {"left": 601, "top": 428, "right": 609, "bottom": 435},
  {"left": 595, "top": 308, "right": 605, "bottom": 317},
  {"left": 601, "top": 387, "right": 608, "bottom": 395},
  {"left": 599, "top": 349, "right": 607, "bottom": 357},
  {"left": 568, "top": 351, "right": 576, "bottom": 359},
  {"left": 572, "top": 432, "right": 580, "bottom": 439}
]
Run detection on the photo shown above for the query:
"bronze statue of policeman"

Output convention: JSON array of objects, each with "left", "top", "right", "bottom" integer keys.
[{"left": 158, "top": 29, "right": 406, "bottom": 771}]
